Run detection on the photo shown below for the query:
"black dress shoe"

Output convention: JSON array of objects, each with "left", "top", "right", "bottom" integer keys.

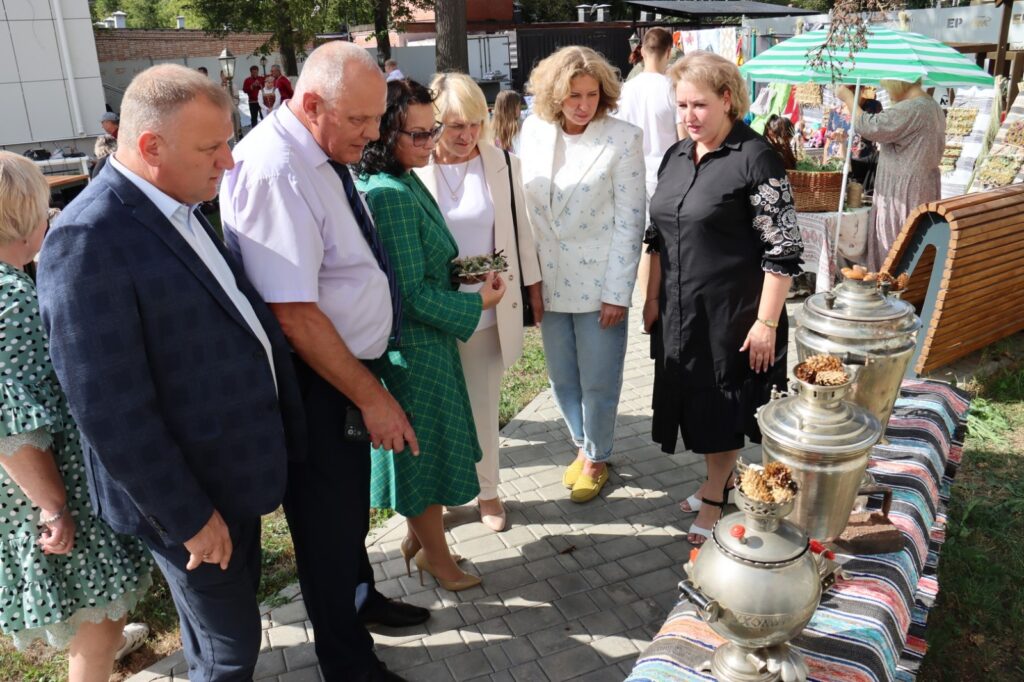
[
  {"left": 350, "top": 661, "right": 408, "bottom": 682},
  {"left": 369, "top": 662, "right": 408, "bottom": 682},
  {"left": 359, "top": 596, "right": 430, "bottom": 628}
]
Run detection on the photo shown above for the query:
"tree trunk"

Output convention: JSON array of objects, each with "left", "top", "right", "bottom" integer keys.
[
  {"left": 274, "top": 3, "right": 299, "bottom": 75},
  {"left": 374, "top": 0, "right": 391, "bottom": 65},
  {"left": 435, "top": 0, "right": 468, "bottom": 73}
]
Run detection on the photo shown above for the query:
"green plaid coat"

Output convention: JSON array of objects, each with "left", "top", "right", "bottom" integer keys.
[{"left": 358, "top": 171, "right": 484, "bottom": 516}]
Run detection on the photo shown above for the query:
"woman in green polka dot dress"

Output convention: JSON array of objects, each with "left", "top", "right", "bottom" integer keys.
[{"left": 0, "top": 152, "right": 153, "bottom": 680}]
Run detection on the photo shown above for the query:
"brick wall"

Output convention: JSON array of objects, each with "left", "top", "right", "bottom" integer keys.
[{"left": 94, "top": 29, "right": 286, "bottom": 63}]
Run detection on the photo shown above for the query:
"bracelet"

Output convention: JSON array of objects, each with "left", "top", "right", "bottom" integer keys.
[
  {"left": 757, "top": 317, "right": 779, "bottom": 329},
  {"left": 40, "top": 503, "right": 68, "bottom": 526}
]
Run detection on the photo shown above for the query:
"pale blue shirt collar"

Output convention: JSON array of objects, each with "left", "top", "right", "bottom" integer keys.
[
  {"left": 109, "top": 153, "right": 196, "bottom": 224},
  {"left": 276, "top": 103, "right": 331, "bottom": 170}
]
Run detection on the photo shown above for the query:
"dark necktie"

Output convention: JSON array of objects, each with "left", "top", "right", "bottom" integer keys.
[{"left": 328, "top": 161, "right": 402, "bottom": 346}]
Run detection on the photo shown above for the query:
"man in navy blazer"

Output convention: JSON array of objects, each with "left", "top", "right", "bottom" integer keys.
[{"left": 37, "top": 64, "right": 306, "bottom": 681}]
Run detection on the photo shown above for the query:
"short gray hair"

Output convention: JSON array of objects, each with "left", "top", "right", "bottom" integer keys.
[
  {"left": 0, "top": 151, "right": 49, "bottom": 244},
  {"left": 119, "top": 64, "right": 233, "bottom": 149},
  {"left": 295, "top": 41, "right": 380, "bottom": 102}
]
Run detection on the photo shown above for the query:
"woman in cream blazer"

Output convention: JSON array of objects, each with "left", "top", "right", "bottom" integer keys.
[
  {"left": 519, "top": 46, "right": 645, "bottom": 503},
  {"left": 415, "top": 73, "right": 543, "bottom": 532}
]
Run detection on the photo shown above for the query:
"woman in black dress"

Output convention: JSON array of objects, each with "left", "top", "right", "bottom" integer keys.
[{"left": 643, "top": 52, "right": 803, "bottom": 545}]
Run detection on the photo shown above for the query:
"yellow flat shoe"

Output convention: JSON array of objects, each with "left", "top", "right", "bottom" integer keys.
[
  {"left": 570, "top": 467, "right": 609, "bottom": 503},
  {"left": 562, "top": 458, "right": 585, "bottom": 488}
]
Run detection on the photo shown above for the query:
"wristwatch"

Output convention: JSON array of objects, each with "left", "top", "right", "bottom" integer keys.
[{"left": 757, "top": 317, "right": 779, "bottom": 329}]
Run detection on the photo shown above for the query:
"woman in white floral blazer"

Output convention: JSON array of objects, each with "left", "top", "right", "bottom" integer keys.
[{"left": 520, "top": 46, "right": 645, "bottom": 504}]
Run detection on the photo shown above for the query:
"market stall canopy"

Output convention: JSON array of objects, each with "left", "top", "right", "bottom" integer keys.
[
  {"left": 626, "top": 0, "right": 819, "bottom": 20},
  {"left": 739, "top": 27, "right": 995, "bottom": 87}
]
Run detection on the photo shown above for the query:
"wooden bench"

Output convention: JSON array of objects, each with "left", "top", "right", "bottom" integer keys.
[{"left": 883, "top": 184, "right": 1024, "bottom": 375}]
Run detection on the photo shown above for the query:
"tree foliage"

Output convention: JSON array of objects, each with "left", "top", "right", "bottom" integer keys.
[
  {"left": 179, "top": 0, "right": 430, "bottom": 72},
  {"left": 91, "top": 0, "right": 201, "bottom": 28}
]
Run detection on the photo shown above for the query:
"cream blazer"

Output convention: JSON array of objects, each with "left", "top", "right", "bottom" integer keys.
[
  {"left": 519, "top": 114, "right": 646, "bottom": 313},
  {"left": 415, "top": 142, "right": 543, "bottom": 369}
]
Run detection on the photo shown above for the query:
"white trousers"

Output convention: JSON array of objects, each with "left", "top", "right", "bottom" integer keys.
[{"left": 457, "top": 325, "right": 503, "bottom": 500}]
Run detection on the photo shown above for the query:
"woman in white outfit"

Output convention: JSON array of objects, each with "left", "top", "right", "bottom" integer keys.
[
  {"left": 414, "top": 73, "right": 543, "bottom": 532},
  {"left": 518, "top": 46, "right": 645, "bottom": 504}
]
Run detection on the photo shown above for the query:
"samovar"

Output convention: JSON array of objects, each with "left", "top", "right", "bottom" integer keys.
[
  {"left": 680, "top": 473, "right": 834, "bottom": 682},
  {"left": 796, "top": 274, "right": 920, "bottom": 435},
  {"left": 758, "top": 370, "right": 882, "bottom": 541}
]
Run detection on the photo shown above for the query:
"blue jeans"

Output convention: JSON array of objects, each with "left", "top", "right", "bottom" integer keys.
[{"left": 541, "top": 310, "right": 628, "bottom": 463}]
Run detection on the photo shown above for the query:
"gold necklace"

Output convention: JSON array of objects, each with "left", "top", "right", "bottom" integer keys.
[{"left": 437, "top": 159, "right": 471, "bottom": 200}]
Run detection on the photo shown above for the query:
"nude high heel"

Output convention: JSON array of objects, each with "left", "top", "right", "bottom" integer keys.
[
  {"left": 400, "top": 535, "right": 421, "bottom": 578},
  {"left": 414, "top": 552, "right": 482, "bottom": 592},
  {"left": 401, "top": 535, "right": 463, "bottom": 577}
]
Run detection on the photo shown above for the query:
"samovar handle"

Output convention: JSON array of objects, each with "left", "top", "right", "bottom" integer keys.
[{"left": 678, "top": 579, "right": 720, "bottom": 623}]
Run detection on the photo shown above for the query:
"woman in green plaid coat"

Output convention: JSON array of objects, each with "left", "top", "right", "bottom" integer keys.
[{"left": 356, "top": 79, "right": 507, "bottom": 592}]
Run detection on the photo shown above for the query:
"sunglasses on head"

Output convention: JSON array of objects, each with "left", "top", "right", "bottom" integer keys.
[{"left": 398, "top": 123, "right": 444, "bottom": 147}]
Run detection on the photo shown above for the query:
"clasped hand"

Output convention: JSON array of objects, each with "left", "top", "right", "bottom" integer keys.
[{"left": 38, "top": 508, "right": 75, "bottom": 555}]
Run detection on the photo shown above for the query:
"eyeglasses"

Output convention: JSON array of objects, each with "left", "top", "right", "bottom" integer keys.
[{"left": 398, "top": 123, "right": 444, "bottom": 147}]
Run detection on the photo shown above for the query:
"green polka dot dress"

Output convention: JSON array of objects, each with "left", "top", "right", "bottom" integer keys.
[{"left": 0, "top": 262, "right": 152, "bottom": 650}]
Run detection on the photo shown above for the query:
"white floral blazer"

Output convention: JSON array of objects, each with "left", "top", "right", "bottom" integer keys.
[{"left": 519, "top": 115, "right": 646, "bottom": 313}]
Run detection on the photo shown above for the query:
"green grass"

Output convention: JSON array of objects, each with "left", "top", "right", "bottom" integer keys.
[
  {"left": 2, "top": 330, "right": 551, "bottom": 679},
  {"left": 920, "top": 354, "right": 1024, "bottom": 680},
  {"left": 500, "top": 327, "right": 549, "bottom": 428}
]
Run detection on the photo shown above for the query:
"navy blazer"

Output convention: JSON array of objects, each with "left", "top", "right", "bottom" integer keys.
[{"left": 37, "top": 163, "right": 307, "bottom": 547}]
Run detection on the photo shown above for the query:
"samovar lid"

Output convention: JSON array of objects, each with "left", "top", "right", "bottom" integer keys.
[
  {"left": 713, "top": 509, "right": 809, "bottom": 564},
  {"left": 757, "top": 377, "right": 882, "bottom": 454},
  {"left": 802, "top": 277, "right": 920, "bottom": 340}
]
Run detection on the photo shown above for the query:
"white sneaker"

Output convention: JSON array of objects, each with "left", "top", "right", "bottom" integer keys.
[{"left": 114, "top": 622, "right": 150, "bottom": 661}]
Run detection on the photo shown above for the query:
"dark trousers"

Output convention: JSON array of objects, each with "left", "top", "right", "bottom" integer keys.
[
  {"left": 248, "top": 102, "right": 261, "bottom": 126},
  {"left": 284, "top": 357, "right": 380, "bottom": 680},
  {"left": 147, "top": 519, "right": 262, "bottom": 682}
]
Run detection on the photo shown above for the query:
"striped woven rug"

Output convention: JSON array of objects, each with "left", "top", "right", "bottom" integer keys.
[{"left": 626, "top": 380, "right": 970, "bottom": 682}]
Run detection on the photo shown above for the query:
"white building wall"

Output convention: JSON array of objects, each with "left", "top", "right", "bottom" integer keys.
[{"left": 1, "top": 0, "right": 106, "bottom": 149}]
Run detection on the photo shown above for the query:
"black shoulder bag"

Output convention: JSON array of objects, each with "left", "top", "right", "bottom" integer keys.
[{"left": 502, "top": 149, "right": 536, "bottom": 327}]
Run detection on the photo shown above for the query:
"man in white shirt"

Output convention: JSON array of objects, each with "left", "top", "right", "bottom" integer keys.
[
  {"left": 220, "top": 41, "right": 422, "bottom": 682},
  {"left": 614, "top": 27, "right": 681, "bottom": 200}
]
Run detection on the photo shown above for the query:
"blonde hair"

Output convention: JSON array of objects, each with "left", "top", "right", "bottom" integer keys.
[
  {"left": 430, "top": 72, "right": 492, "bottom": 141},
  {"left": 120, "top": 64, "right": 233, "bottom": 149},
  {"left": 492, "top": 90, "right": 523, "bottom": 151},
  {"left": 880, "top": 78, "right": 921, "bottom": 101},
  {"left": 0, "top": 152, "right": 49, "bottom": 244},
  {"left": 526, "top": 46, "right": 621, "bottom": 124},
  {"left": 668, "top": 50, "right": 750, "bottom": 121}
]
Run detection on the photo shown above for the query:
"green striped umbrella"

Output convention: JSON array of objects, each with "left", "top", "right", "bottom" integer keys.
[{"left": 740, "top": 27, "right": 994, "bottom": 88}]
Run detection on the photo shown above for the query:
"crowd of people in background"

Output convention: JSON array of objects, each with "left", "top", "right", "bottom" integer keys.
[{"left": 2, "top": 27, "right": 954, "bottom": 681}]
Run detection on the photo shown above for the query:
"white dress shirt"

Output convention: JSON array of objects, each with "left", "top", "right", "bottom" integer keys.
[
  {"left": 108, "top": 154, "right": 278, "bottom": 391},
  {"left": 220, "top": 104, "right": 393, "bottom": 360}
]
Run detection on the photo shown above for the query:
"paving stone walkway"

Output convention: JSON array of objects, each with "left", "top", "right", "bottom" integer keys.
[{"left": 129, "top": 298, "right": 802, "bottom": 682}]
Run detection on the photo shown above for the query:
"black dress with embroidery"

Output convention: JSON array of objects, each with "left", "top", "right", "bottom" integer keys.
[{"left": 646, "top": 122, "right": 803, "bottom": 454}]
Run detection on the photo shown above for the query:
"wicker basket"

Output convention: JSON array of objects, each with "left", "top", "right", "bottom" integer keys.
[
  {"left": 787, "top": 169, "right": 843, "bottom": 212},
  {"left": 794, "top": 83, "right": 822, "bottom": 106}
]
